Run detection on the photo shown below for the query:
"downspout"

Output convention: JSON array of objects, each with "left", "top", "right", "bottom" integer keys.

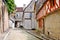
[{"left": 43, "top": 18, "right": 45, "bottom": 34}]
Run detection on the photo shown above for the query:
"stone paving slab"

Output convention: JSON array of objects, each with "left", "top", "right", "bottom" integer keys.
[
  {"left": 0, "top": 29, "right": 10, "bottom": 40},
  {"left": 5, "top": 29, "right": 40, "bottom": 40},
  {"left": 25, "top": 30, "right": 55, "bottom": 40}
]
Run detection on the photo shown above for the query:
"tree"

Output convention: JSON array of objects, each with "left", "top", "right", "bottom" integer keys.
[{"left": 5, "top": 0, "right": 16, "bottom": 15}]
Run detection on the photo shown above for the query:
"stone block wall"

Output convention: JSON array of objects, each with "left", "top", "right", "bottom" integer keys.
[{"left": 44, "top": 10, "right": 60, "bottom": 39}]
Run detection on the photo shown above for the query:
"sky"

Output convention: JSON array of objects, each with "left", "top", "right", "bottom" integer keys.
[{"left": 14, "top": 0, "right": 31, "bottom": 7}]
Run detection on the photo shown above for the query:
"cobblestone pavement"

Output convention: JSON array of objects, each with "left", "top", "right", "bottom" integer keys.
[{"left": 5, "top": 28, "right": 40, "bottom": 40}]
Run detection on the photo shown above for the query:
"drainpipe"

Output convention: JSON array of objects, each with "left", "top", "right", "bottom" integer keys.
[{"left": 43, "top": 18, "right": 45, "bottom": 34}]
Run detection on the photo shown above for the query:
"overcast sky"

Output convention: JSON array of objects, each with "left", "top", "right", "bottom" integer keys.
[{"left": 14, "top": 0, "right": 31, "bottom": 7}]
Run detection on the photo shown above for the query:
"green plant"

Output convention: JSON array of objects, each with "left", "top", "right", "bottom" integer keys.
[{"left": 5, "top": 0, "right": 16, "bottom": 15}]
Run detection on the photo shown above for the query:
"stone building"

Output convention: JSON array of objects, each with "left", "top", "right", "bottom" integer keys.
[
  {"left": 15, "top": 7, "right": 23, "bottom": 28},
  {"left": 0, "top": 0, "right": 9, "bottom": 33},
  {"left": 23, "top": 0, "right": 36, "bottom": 29}
]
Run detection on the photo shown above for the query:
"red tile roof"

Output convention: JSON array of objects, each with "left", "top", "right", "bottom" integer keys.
[{"left": 16, "top": 7, "right": 23, "bottom": 12}]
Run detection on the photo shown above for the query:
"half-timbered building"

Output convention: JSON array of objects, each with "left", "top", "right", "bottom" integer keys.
[{"left": 36, "top": 0, "right": 60, "bottom": 39}]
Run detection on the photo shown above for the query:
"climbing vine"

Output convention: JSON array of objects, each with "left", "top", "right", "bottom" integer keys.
[{"left": 5, "top": 0, "right": 16, "bottom": 15}]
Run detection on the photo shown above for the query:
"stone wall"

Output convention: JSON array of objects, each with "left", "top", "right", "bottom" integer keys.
[
  {"left": 0, "top": 0, "right": 3, "bottom": 33},
  {"left": 44, "top": 10, "right": 60, "bottom": 39},
  {"left": 4, "top": 5, "right": 9, "bottom": 32}
]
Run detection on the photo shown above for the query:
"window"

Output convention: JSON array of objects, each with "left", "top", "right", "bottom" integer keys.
[
  {"left": 24, "top": 13, "right": 32, "bottom": 19},
  {"left": 15, "top": 13, "right": 19, "bottom": 19},
  {"left": 30, "top": 13, "right": 32, "bottom": 18}
]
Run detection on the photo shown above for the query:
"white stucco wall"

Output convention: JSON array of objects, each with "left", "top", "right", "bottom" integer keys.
[
  {"left": 31, "top": 13, "right": 36, "bottom": 29},
  {"left": 23, "top": 20, "right": 32, "bottom": 29},
  {"left": 23, "top": 13, "right": 36, "bottom": 29}
]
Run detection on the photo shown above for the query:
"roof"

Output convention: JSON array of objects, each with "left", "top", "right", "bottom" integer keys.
[
  {"left": 16, "top": 7, "right": 23, "bottom": 12},
  {"left": 24, "top": 0, "right": 32, "bottom": 11},
  {"left": 24, "top": 0, "right": 35, "bottom": 12},
  {"left": 36, "top": 0, "right": 47, "bottom": 15}
]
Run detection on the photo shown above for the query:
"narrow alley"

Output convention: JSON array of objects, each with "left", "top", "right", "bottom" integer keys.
[
  {"left": 0, "top": 0, "right": 60, "bottom": 40},
  {"left": 4, "top": 28, "right": 40, "bottom": 40}
]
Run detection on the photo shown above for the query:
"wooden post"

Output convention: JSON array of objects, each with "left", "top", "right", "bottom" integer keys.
[{"left": 43, "top": 18, "right": 45, "bottom": 34}]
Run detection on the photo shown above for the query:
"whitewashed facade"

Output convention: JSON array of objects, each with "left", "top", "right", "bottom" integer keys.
[
  {"left": 15, "top": 7, "right": 23, "bottom": 27},
  {"left": 23, "top": 0, "right": 37, "bottom": 29}
]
